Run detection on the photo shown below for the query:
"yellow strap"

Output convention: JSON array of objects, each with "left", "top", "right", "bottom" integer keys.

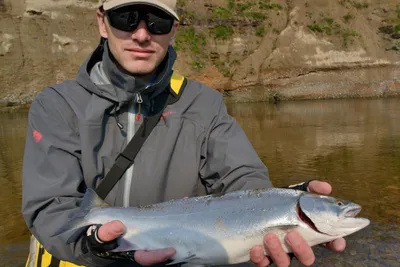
[
  {"left": 41, "top": 246, "right": 52, "bottom": 267},
  {"left": 24, "top": 250, "right": 31, "bottom": 267},
  {"left": 25, "top": 236, "right": 84, "bottom": 267},
  {"left": 170, "top": 72, "right": 185, "bottom": 96}
]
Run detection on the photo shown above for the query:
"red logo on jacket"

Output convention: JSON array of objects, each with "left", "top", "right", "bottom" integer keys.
[
  {"left": 161, "top": 111, "right": 176, "bottom": 120},
  {"left": 33, "top": 130, "right": 43, "bottom": 143}
]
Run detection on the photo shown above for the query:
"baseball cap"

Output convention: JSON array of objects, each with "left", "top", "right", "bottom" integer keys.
[{"left": 101, "top": 0, "right": 179, "bottom": 21}]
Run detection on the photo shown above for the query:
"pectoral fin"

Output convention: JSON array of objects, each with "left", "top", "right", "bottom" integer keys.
[
  {"left": 181, "top": 264, "right": 207, "bottom": 267},
  {"left": 166, "top": 254, "right": 197, "bottom": 265}
]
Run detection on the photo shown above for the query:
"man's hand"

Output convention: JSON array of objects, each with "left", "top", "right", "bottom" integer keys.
[
  {"left": 97, "top": 220, "right": 176, "bottom": 266},
  {"left": 250, "top": 180, "right": 347, "bottom": 267}
]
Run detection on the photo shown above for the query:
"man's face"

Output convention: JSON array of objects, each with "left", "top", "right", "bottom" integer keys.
[{"left": 97, "top": 5, "right": 178, "bottom": 76}]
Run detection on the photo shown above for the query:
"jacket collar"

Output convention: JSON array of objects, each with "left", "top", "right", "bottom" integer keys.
[{"left": 76, "top": 39, "right": 177, "bottom": 107}]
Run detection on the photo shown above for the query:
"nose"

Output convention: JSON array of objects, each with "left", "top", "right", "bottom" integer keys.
[{"left": 132, "top": 20, "right": 151, "bottom": 43}]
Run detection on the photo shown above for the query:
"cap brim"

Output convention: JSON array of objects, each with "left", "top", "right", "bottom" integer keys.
[{"left": 103, "top": 0, "right": 179, "bottom": 21}]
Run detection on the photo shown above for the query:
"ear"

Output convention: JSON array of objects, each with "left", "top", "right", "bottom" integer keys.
[
  {"left": 169, "top": 21, "right": 179, "bottom": 45},
  {"left": 97, "top": 9, "right": 108, "bottom": 39}
]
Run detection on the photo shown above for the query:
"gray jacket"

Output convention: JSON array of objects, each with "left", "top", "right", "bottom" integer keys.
[{"left": 21, "top": 41, "right": 272, "bottom": 266}]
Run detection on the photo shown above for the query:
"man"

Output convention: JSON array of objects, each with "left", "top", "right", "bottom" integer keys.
[{"left": 21, "top": 0, "right": 346, "bottom": 266}]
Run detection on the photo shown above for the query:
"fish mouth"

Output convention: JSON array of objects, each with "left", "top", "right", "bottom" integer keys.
[
  {"left": 296, "top": 203, "right": 324, "bottom": 234},
  {"left": 343, "top": 207, "right": 361, "bottom": 218},
  {"left": 297, "top": 203, "right": 369, "bottom": 236}
]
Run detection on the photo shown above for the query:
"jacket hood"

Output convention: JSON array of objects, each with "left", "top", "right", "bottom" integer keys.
[{"left": 76, "top": 39, "right": 177, "bottom": 107}]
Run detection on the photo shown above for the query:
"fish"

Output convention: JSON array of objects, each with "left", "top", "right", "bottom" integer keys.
[{"left": 56, "top": 187, "right": 370, "bottom": 266}]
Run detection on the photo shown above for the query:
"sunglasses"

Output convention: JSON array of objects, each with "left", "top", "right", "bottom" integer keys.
[{"left": 105, "top": 6, "right": 175, "bottom": 35}]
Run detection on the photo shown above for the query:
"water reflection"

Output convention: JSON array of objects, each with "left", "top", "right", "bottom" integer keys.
[
  {"left": 1, "top": 98, "right": 400, "bottom": 266},
  {"left": 227, "top": 98, "right": 400, "bottom": 266},
  {"left": 0, "top": 111, "right": 31, "bottom": 267},
  {"left": 227, "top": 98, "right": 400, "bottom": 227}
]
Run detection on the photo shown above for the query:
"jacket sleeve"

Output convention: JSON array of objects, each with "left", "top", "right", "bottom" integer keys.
[
  {"left": 21, "top": 88, "right": 114, "bottom": 266},
  {"left": 199, "top": 96, "right": 274, "bottom": 194}
]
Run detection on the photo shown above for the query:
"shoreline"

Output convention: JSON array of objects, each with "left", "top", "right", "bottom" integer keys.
[
  {"left": 1, "top": 82, "right": 399, "bottom": 113},
  {"left": 223, "top": 78, "right": 400, "bottom": 103},
  {"left": 1, "top": 65, "right": 399, "bottom": 111}
]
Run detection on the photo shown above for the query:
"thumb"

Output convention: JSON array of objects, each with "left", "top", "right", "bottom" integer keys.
[
  {"left": 307, "top": 180, "right": 332, "bottom": 195},
  {"left": 97, "top": 220, "right": 125, "bottom": 242}
]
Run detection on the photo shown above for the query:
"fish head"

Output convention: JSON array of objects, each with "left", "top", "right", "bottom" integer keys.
[{"left": 298, "top": 193, "right": 370, "bottom": 237}]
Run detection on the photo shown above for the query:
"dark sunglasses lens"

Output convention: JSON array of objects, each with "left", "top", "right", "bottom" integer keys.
[
  {"left": 107, "top": 10, "right": 139, "bottom": 32},
  {"left": 146, "top": 12, "right": 174, "bottom": 34},
  {"left": 107, "top": 7, "right": 174, "bottom": 34}
]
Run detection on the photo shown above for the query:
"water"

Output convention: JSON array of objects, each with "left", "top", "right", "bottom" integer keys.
[
  {"left": 1, "top": 98, "right": 400, "bottom": 266},
  {"left": 0, "top": 111, "right": 31, "bottom": 267},
  {"left": 227, "top": 98, "right": 400, "bottom": 266}
]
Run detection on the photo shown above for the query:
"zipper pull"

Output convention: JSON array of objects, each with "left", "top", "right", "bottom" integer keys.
[
  {"left": 136, "top": 93, "right": 143, "bottom": 104},
  {"left": 116, "top": 121, "right": 124, "bottom": 129},
  {"left": 113, "top": 104, "right": 124, "bottom": 130},
  {"left": 136, "top": 93, "right": 143, "bottom": 121}
]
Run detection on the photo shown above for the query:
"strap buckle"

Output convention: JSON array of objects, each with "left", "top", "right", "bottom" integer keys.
[{"left": 115, "top": 153, "right": 133, "bottom": 170}]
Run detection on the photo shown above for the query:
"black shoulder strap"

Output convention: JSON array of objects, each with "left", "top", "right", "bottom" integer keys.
[
  {"left": 95, "top": 108, "right": 163, "bottom": 199},
  {"left": 48, "top": 256, "right": 61, "bottom": 267},
  {"left": 95, "top": 75, "right": 187, "bottom": 200}
]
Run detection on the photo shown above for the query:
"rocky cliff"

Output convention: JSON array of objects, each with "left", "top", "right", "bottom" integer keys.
[{"left": 0, "top": 0, "right": 399, "bottom": 105}]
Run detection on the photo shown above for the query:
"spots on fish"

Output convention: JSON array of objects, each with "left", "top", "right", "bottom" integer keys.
[
  {"left": 138, "top": 204, "right": 154, "bottom": 210},
  {"left": 262, "top": 208, "right": 273, "bottom": 212},
  {"left": 245, "top": 206, "right": 256, "bottom": 212},
  {"left": 246, "top": 188, "right": 267, "bottom": 198},
  {"left": 216, "top": 216, "right": 228, "bottom": 234},
  {"left": 137, "top": 202, "right": 169, "bottom": 211}
]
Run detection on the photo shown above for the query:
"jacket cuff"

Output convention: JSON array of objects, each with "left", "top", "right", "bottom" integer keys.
[
  {"left": 75, "top": 236, "right": 116, "bottom": 266},
  {"left": 280, "top": 180, "right": 315, "bottom": 192},
  {"left": 78, "top": 253, "right": 116, "bottom": 266}
]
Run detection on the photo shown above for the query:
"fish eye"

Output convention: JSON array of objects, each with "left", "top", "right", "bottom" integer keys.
[{"left": 336, "top": 200, "right": 343, "bottom": 206}]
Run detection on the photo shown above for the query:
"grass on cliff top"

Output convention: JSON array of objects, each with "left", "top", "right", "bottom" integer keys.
[
  {"left": 307, "top": 16, "right": 360, "bottom": 48},
  {"left": 233, "top": 0, "right": 282, "bottom": 12},
  {"left": 211, "top": 0, "right": 282, "bottom": 40},
  {"left": 214, "top": 25, "right": 234, "bottom": 40},
  {"left": 379, "top": 24, "right": 400, "bottom": 34},
  {"left": 213, "top": 6, "right": 233, "bottom": 19},
  {"left": 343, "top": 13, "right": 354, "bottom": 23},
  {"left": 192, "top": 60, "right": 205, "bottom": 70},
  {"left": 214, "top": 58, "right": 240, "bottom": 77},
  {"left": 339, "top": 0, "right": 369, "bottom": 9},
  {"left": 259, "top": 1, "right": 283, "bottom": 10},
  {"left": 243, "top": 11, "right": 267, "bottom": 20},
  {"left": 350, "top": 1, "right": 369, "bottom": 9},
  {"left": 256, "top": 25, "right": 265, "bottom": 36},
  {"left": 308, "top": 17, "right": 341, "bottom": 35},
  {"left": 174, "top": 26, "right": 207, "bottom": 54},
  {"left": 213, "top": 0, "right": 281, "bottom": 20}
]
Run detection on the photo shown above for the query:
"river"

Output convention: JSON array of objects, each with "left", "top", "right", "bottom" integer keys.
[{"left": 0, "top": 98, "right": 399, "bottom": 266}]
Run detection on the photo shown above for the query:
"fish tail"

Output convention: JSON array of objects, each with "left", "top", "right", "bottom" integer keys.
[{"left": 53, "top": 188, "right": 107, "bottom": 243}]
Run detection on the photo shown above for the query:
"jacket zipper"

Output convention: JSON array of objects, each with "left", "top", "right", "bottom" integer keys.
[
  {"left": 135, "top": 93, "right": 143, "bottom": 121},
  {"left": 122, "top": 92, "right": 142, "bottom": 207}
]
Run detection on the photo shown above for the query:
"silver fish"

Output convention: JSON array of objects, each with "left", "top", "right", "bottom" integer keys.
[{"left": 58, "top": 188, "right": 370, "bottom": 265}]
